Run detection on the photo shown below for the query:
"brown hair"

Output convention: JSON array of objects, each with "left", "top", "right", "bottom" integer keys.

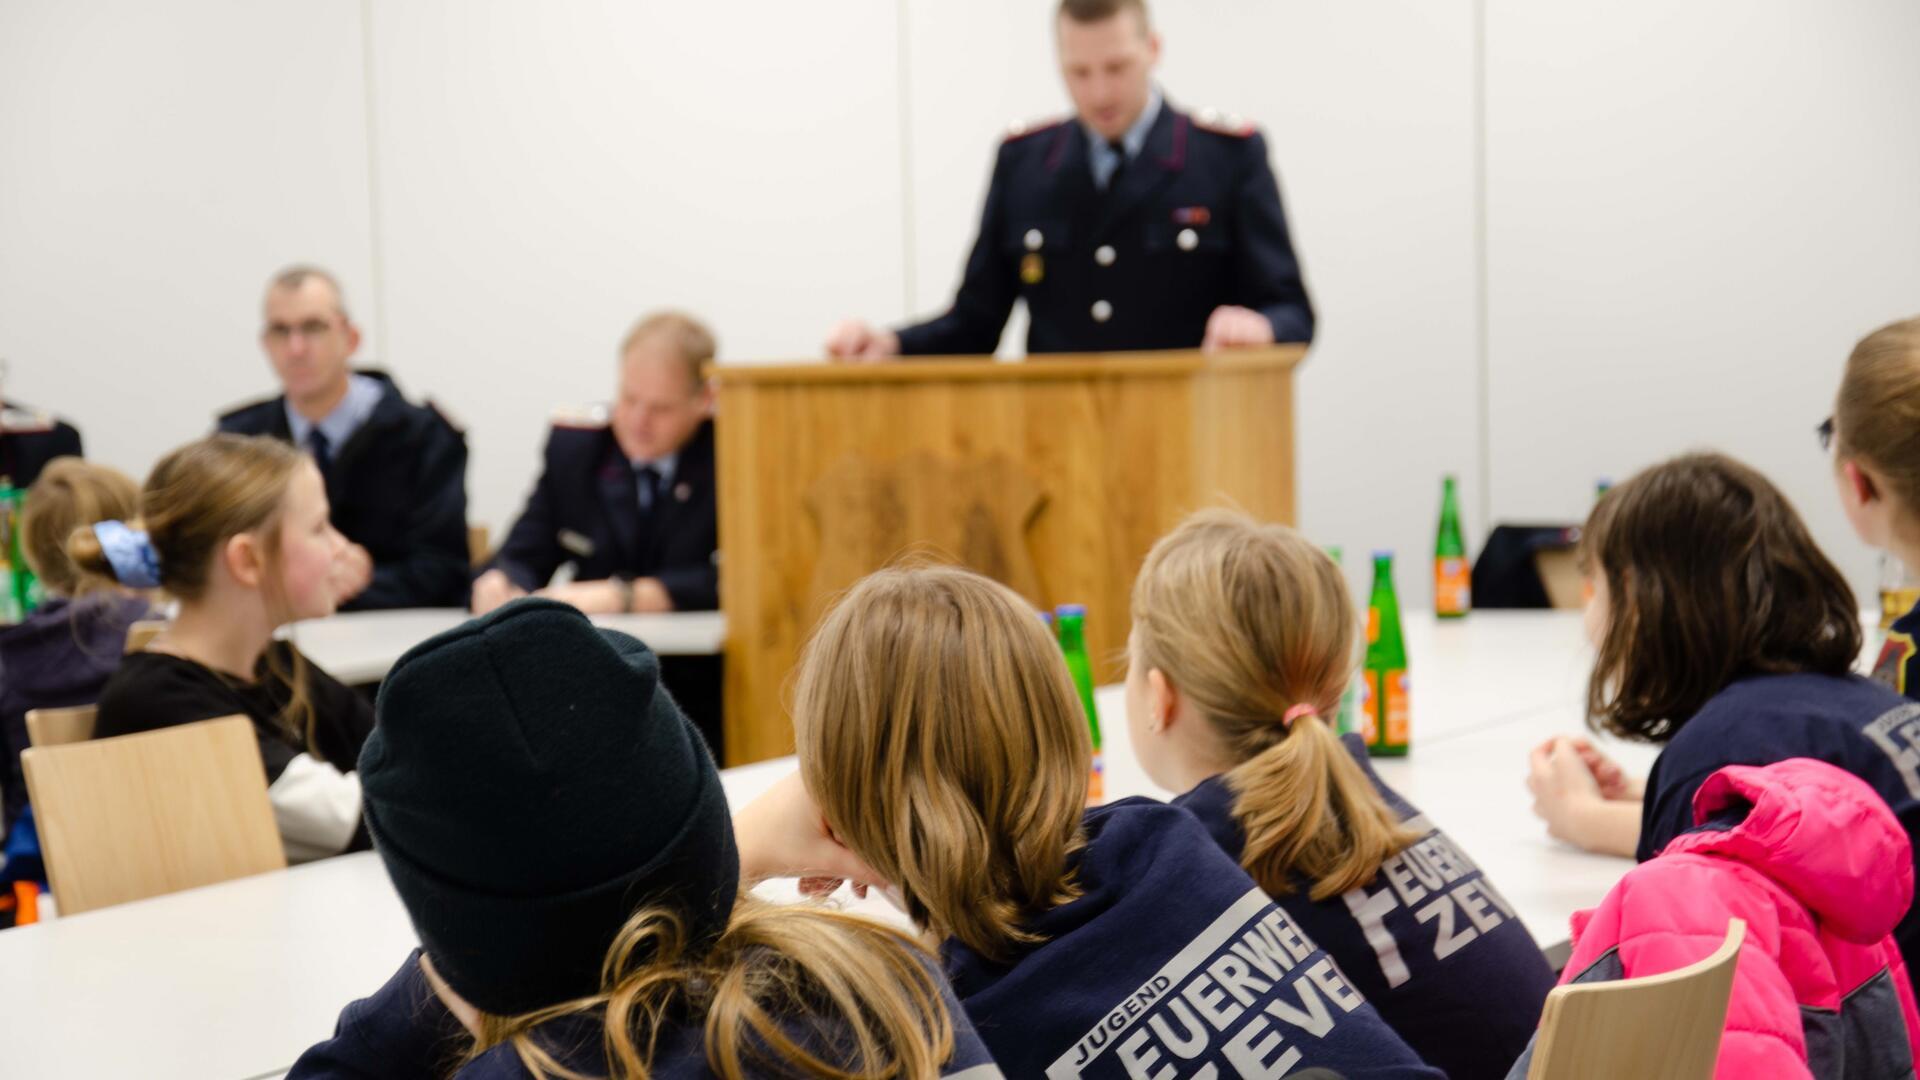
[
  {"left": 469, "top": 895, "right": 957, "bottom": 1080},
  {"left": 1059, "top": 0, "right": 1150, "bottom": 29},
  {"left": 620, "top": 310, "right": 718, "bottom": 394},
  {"left": 1581, "top": 452, "right": 1860, "bottom": 742},
  {"left": 66, "top": 434, "right": 321, "bottom": 750},
  {"left": 1835, "top": 315, "right": 1920, "bottom": 518},
  {"left": 20, "top": 457, "right": 140, "bottom": 598},
  {"left": 1131, "top": 510, "right": 1419, "bottom": 900},
  {"left": 793, "top": 565, "right": 1089, "bottom": 964}
]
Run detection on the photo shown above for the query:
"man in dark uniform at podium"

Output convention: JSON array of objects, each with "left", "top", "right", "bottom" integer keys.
[
  {"left": 471, "top": 311, "right": 721, "bottom": 751},
  {"left": 219, "top": 266, "right": 470, "bottom": 610},
  {"left": 826, "top": 0, "right": 1313, "bottom": 359}
]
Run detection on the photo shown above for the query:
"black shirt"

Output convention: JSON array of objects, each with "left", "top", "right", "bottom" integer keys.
[{"left": 96, "top": 643, "right": 375, "bottom": 858}]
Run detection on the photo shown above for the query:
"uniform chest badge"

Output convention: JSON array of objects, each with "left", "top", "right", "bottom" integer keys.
[
  {"left": 1021, "top": 253, "right": 1046, "bottom": 285},
  {"left": 674, "top": 482, "right": 693, "bottom": 503},
  {"left": 1173, "top": 206, "right": 1212, "bottom": 226}
]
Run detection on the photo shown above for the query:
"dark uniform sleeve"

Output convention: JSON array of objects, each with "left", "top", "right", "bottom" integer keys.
[
  {"left": 653, "top": 560, "right": 718, "bottom": 613},
  {"left": 894, "top": 143, "right": 1020, "bottom": 356},
  {"left": 288, "top": 950, "right": 469, "bottom": 1079},
  {"left": 353, "top": 412, "right": 470, "bottom": 610},
  {"left": 1232, "top": 131, "right": 1315, "bottom": 344},
  {"left": 486, "top": 435, "right": 568, "bottom": 593}
]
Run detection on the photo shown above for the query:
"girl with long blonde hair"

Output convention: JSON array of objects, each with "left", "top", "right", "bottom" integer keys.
[
  {"left": 1128, "top": 509, "right": 1553, "bottom": 1080},
  {"left": 744, "top": 564, "right": 1440, "bottom": 1079}
]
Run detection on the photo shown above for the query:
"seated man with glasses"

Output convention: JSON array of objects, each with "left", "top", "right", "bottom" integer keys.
[{"left": 218, "top": 265, "right": 470, "bottom": 610}]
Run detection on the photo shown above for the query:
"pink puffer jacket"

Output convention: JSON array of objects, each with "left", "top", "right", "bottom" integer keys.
[{"left": 1559, "top": 758, "right": 1920, "bottom": 1079}]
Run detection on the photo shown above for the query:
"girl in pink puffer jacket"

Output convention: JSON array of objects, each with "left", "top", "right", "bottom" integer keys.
[{"left": 1537, "top": 758, "right": 1920, "bottom": 1078}]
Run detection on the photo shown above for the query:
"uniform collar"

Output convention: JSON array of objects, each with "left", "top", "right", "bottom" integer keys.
[
  {"left": 1084, "top": 88, "right": 1163, "bottom": 161},
  {"left": 286, "top": 373, "right": 384, "bottom": 450}
]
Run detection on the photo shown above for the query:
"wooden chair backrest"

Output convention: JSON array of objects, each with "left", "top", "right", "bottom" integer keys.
[
  {"left": 1528, "top": 918, "right": 1746, "bottom": 1080},
  {"left": 21, "top": 715, "right": 286, "bottom": 915},
  {"left": 123, "top": 619, "right": 167, "bottom": 654},
  {"left": 24, "top": 704, "right": 97, "bottom": 748}
]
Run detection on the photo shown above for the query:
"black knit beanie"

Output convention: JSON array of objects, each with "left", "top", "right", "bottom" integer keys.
[{"left": 359, "top": 597, "right": 740, "bottom": 1017}]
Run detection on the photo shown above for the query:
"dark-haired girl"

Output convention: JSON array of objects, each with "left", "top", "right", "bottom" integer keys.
[{"left": 1527, "top": 451, "right": 1920, "bottom": 981}]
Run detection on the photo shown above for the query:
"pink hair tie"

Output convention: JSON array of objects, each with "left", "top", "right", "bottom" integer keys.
[{"left": 1282, "top": 704, "right": 1318, "bottom": 729}]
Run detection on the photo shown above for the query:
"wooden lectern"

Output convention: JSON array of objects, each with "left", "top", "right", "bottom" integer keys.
[{"left": 710, "top": 346, "right": 1304, "bottom": 766}]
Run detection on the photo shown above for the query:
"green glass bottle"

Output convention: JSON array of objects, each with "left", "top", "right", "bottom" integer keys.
[
  {"left": 7, "top": 486, "right": 36, "bottom": 616},
  {"left": 1055, "top": 604, "right": 1104, "bottom": 803},
  {"left": 1326, "top": 546, "right": 1360, "bottom": 736},
  {"left": 1362, "top": 551, "right": 1410, "bottom": 757},
  {"left": 1434, "top": 475, "right": 1470, "bottom": 619},
  {"left": 0, "top": 479, "right": 19, "bottom": 623}
]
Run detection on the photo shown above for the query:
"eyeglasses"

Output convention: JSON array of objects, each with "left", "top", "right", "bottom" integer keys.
[
  {"left": 263, "top": 318, "right": 336, "bottom": 344},
  {"left": 1817, "top": 416, "right": 1835, "bottom": 452}
]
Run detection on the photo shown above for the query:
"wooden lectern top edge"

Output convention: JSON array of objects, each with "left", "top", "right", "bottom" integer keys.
[{"left": 706, "top": 345, "right": 1306, "bottom": 385}]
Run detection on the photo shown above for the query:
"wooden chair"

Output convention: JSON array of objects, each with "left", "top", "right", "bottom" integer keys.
[
  {"left": 24, "top": 704, "right": 97, "bottom": 748},
  {"left": 21, "top": 715, "right": 286, "bottom": 915},
  {"left": 1527, "top": 918, "right": 1746, "bottom": 1080},
  {"left": 123, "top": 619, "right": 167, "bottom": 654},
  {"left": 468, "top": 524, "right": 492, "bottom": 568}
]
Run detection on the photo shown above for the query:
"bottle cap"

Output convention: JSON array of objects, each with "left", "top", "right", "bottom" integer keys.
[
  {"left": 1372, "top": 549, "right": 1394, "bottom": 561},
  {"left": 1055, "top": 603, "right": 1088, "bottom": 618}
]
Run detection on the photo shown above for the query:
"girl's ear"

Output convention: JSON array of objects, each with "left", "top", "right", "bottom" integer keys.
[
  {"left": 1844, "top": 459, "right": 1881, "bottom": 506},
  {"left": 1146, "top": 667, "right": 1179, "bottom": 734},
  {"left": 224, "top": 532, "right": 264, "bottom": 589}
]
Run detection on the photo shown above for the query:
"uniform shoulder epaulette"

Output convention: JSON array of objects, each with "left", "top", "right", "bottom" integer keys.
[
  {"left": 550, "top": 404, "right": 610, "bottom": 431},
  {"left": 1191, "top": 107, "right": 1257, "bottom": 138},
  {"left": 425, "top": 397, "right": 467, "bottom": 435},
  {"left": 1003, "top": 114, "right": 1069, "bottom": 143}
]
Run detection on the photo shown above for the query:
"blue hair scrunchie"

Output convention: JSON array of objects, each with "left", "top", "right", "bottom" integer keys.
[{"left": 92, "top": 521, "right": 163, "bottom": 589}]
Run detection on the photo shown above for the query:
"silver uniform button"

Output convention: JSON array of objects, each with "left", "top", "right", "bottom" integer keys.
[
  {"left": 1091, "top": 300, "right": 1113, "bottom": 323},
  {"left": 1024, "top": 228, "right": 1044, "bottom": 252},
  {"left": 1177, "top": 228, "right": 1199, "bottom": 252},
  {"left": 1095, "top": 245, "right": 1116, "bottom": 267}
]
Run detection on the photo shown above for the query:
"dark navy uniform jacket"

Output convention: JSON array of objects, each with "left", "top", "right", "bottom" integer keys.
[
  {"left": 896, "top": 99, "right": 1314, "bottom": 356},
  {"left": 484, "top": 419, "right": 718, "bottom": 612},
  {"left": 1873, "top": 600, "right": 1920, "bottom": 706},
  {"left": 944, "top": 798, "right": 1441, "bottom": 1080},
  {"left": 289, "top": 947, "right": 1005, "bottom": 1079},
  {"left": 0, "top": 406, "right": 82, "bottom": 489},
  {"left": 1176, "top": 734, "right": 1555, "bottom": 1080},
  {"left": 218, "top": 370, "right": 470, "bottom": 610},
  {"left": 1637, "top": 672, "right": 1920, "bottom": 987}
]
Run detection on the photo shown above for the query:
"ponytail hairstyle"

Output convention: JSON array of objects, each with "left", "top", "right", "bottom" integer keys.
[
  {"left": 793, "top": 564, "right": 1089, "bottom": 965},
  {"left": 468, "top": 895, "right": 957, "bottom": 1080},
  {"left": 19, "top": 457, "right": 140, "bottom": 599},
  {"left": 1835, "top": 316, "right": 1920, "bottom": 527},
  {"left": 65, "top": 434, "right": 321, "bottom": 752},
  {"left": 1131, "top": 509, "right": 1419, "bottom": 901},
  {"left": 1580, "top": 452, "right": 1859, "bottom": 742}
]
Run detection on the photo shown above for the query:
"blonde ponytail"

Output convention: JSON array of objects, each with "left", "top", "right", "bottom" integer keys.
[
  {"left": 1226, "top": 712, "right": 1418, "bottom": 900},
  {"left": 1132, "top": 509, "right": 1418, "bottom": 900},
  {"left": 468, "top": 896, "right": 957, "bottom": 1080}
]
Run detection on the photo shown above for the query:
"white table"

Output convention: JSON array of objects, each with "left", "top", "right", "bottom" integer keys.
[
  {"left": 0, "top": 611, "right": 1628, "bottom": 1080},
  {"left": 284, "top": 608, "right": 727, "bottom": 684}
]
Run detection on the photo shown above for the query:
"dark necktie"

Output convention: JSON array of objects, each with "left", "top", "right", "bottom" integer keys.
[
  {"left": 1107, "top": 139, "right": 1130, "bottom": 189},
  {"left": 634, "top": 464, "right": 661, "bottom": 515},
  {"left": 306, "top": 428, "right": 332, "bottom": 478}
]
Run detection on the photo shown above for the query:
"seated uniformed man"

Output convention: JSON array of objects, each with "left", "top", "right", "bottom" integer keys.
[
  {"left": 471, "top": 311, "right": 718, "bottom": 617},
  {"left": 0, "top": 398, "right": 82, "bottom": 489},
  {"left": 826, "top": 0, "right": 1312, "bottom": 360},
  {"left": 219, "top": 266, "right": 470, "bottom": 610}
]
